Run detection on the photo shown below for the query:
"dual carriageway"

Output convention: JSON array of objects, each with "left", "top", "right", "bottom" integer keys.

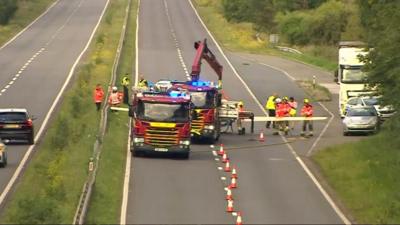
[{"left": 0, "top": 0, "right": 357, "bottom": 224}]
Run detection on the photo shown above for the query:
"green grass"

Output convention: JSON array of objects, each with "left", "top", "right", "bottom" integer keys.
[
  {"left": 192, "top": 0, "right": 337, "bottom": 71},
  {"left": 296, "top": 80, "right": 332, "bottom": 102},
  {"left": 313, "top": 131, "right": 400, "bottom": 224},
  {"left": 0, "top": 0, "right": 128, "bottom": 223},
  {"left": 0, "top": 0, "right": 55, "bottom": 46},
  {"left": 85, "top": 0, "right": 137, "bottom": 223}
]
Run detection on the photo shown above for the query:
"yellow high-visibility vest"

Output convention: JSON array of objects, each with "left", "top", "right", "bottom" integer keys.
[{"left": 266, "top": 96, "right": 275, "bottom": 110}]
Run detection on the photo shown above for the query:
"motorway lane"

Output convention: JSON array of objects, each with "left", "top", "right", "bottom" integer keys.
[
  {"left": 0, "top": 0, "right": 108, "bottom": 204},
  {"left": 127, "top": 1, "right": 232, "bottom": 223},
  {"left": 127, "top": 0, "right": 343, "bottom": 224}
]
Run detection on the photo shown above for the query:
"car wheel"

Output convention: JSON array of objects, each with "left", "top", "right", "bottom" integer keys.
[
  {"left": 28, "top": 133, "right": 34, "bottom": 145},
  {"left": 343, "top": 131, "right": 349, "bottom": 136}
]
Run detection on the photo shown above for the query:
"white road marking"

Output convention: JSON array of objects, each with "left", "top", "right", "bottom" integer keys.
[
  {"left": 4, "top": 85, "right": 10, "bottom": 89},
  {"left": 212, "top": 150, "right": 217, "bottom": 156},
  {"left": 218, "top": 167, "right": 223, "bottom": 170},
  {"left": 0, "top": 0, "right": 111, "bottom": 207},
  {"left": 163, "top": 0, "right": 190, "bottom": 80},
  {"left": 189, "top": 1, "right": 350, "bottom": 224},
  {"left": 215, "top": 158, "right": 220, "bottom": 161},
  {"left": 221, "top": 176, "right": 227, "bottom": 180},
  {"left": 121, "top": 0, "right": 138, "bottom": 224},
  {"left": 0, "top": 0, "right": 61, "bottom": 51},
  {"left": 232, "top": 212, "right": 238, "bottom": 216},
  {"left": 1, "top": 89, "right": 6, "bottom": 93}
]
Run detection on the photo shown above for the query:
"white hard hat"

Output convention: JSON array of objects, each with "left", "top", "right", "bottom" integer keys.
[
  {"left": 275, "top": 98, "right": 282, "bottom": 103},
  {"left": 112, "top": 86, "right": 118, "bottom": 91}
]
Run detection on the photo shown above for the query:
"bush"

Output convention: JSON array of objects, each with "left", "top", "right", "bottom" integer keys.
[
  {"left": 276, "top": 0, "right": 349, "bottom": 45},
  {"left": 0, "top": 0, "right": 18, "bottom": 25}
]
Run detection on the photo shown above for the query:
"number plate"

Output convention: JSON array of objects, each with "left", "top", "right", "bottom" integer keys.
[
  {"left": 154, "top": 148, "right": 168, "bottom": 152},
  {"left": 4, "top": 124, "right": 20, "bottom": 129}
]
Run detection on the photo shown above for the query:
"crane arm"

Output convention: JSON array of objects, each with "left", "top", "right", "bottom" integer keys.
[{"left": 191, "top": 39, "right": 223, "bottom": 82}]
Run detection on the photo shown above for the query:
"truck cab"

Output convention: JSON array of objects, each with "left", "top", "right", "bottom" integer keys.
[
  {"left": 172, "top": 80, "right": 221, "bottom": 143},
  {"left": 129, "top": 90, "right": 192, "bottom": 158},
  {"left": 335, "top": 41, "right": 373, "bottom": 117}
]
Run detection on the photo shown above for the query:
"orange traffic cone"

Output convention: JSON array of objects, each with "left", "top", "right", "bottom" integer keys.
[
  {"left": 231, "top": 167, "right": 238, "bottom": 179},
  {"left": 224, "top": 160, "right": 231, "bottom": 172},
  {"left": 259, "top": 130, "right": 265, "bottom": 142},
  {"left": 236, "top": 212, "right": 243, "bottom": 225},
  {"left": 229, "top": 176, "right": 237, "bottom": 189},
  {"left": 222, "top": 152, "right": 229, "bottom": 163},
  {"left": 226, "top": 199, "right": 234, "bottom": 212},
  {"left": 226, "top": 187, "right": 233, "bottom": 200},
  {"left": 218, "top": 144, "right": 225, "bottom": 156}
]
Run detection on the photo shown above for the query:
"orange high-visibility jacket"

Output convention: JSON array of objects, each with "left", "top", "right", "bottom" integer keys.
[
  {"left": 94, "top": 87, "right": 104, "bottom": 103},
  {"left": 301, "top": 104, "right": 313, "bottom": 117}
]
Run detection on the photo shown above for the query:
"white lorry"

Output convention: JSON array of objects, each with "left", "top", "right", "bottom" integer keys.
[{"left": 334, "top": 41, "right": 373, "bottom": 117}]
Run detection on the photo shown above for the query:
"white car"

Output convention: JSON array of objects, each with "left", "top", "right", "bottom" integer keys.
[{"left": 345, "top": 96, "right": 396, "bottom": 120}]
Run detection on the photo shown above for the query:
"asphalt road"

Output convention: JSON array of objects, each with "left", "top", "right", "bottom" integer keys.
[
  {"left": 0, "top": 0, "right": 108, "bottom": 206},
  {"left": 126, "top": 0, "right": 344, "bottom": 224}
]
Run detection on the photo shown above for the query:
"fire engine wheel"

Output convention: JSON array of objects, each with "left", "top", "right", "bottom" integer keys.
[{"left": 177, "top": 152, "right": 189, "bottom": 159}]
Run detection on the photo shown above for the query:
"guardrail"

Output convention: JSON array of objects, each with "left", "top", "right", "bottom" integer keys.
[
  {"left": 276, "top": 46, "right": 303, "bottom": 55},
  {"left": 72, "top": 0, "right": 132, "bottom": 224}
]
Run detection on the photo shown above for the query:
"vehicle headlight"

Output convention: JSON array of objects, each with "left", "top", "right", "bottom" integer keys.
[
  {"left": 179, "top": 140, "right": 190, "bottom": 145},
  {"left": 204, "top": 125, "right": 215, "bottom": 130},
  {"left": 134, "top": 137, "right": 144, "bottom": 143}
]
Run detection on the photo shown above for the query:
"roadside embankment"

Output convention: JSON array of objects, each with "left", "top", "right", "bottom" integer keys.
[{"left": 0, "top": 0, "right": 55, "bottom": 46}]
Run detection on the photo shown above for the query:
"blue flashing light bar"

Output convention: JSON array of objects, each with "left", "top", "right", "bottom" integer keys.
[
  {"left": 191, "top": 80, "right": 211, "bottom": 87},
  {"left": 169, "top": 91, "right": 188, "bottom": 98}
]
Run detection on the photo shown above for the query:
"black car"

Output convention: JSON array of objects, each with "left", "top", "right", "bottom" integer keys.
[{"left": 0, "top": 109, "right": 34, "bottom": 144}]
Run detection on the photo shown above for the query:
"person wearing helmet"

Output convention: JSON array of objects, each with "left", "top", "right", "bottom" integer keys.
[
  {"left": 288, "top": 97, "right": 298, "bottom": 130},
  {"left": 108, "top": 86, "right": 122, "bottom": 108},
  {"left": 138, "top": 75, "right": 148, "bottom": 88},
  {"left": 265, "top": 93, "right": 277, "bottom": 129},
  {"left": 301, "top": 98, "right": 313, "bottom": 137}
]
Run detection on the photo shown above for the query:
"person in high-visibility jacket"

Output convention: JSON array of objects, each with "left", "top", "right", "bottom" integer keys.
[
  {"left": 138, "top": 75, "right": 148, "bottom": 88},
  {"left": 108, "top": 86, "right": 123, "bottom": 107},
  {"left": 121, "top": 74, "right": 130, "bottom": 104},
  {"left": 93, "top": 84, "right": 104, "bottom": 111},
  {"left": 275, "top": 97, "right": 291, "bottom": 135},
  {"left": 288, "top": 96, "right": 298, "bottom": 130},
  {"left": 237, "top": 101, "right": 245, "bottom": 134},
  {"left": 300, "top": 98, "right": 314, "bottom": 137},
  {"left": 265, "top": 93, "right": 277, "bottom": 129}
]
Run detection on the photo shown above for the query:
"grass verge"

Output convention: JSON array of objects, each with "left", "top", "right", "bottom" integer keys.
[
  {"left": 0, "top": 0, "right": 55, "bottom": 46},
  {"left": 296, "top": 80, "right": 332, "bottom": 102},
  {"left": 313, "top": 130, "right": 400, "bottom": 224},
  {"left": 192, "top": 0, "right": 336, "bottom": 71},
  {"left": 85, "top": 0, "right": 137, "bottom": 223},
  {"left": 0, "top": 1, "right": 127, "bottom": 223}
]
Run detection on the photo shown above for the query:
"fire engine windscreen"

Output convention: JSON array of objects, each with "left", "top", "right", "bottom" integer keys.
[
  {"left": 190, "top": 91, "right": 214, "bottom": 108},
  {"left": 137, "top": 101, "right": 190, "bottom": 123}
]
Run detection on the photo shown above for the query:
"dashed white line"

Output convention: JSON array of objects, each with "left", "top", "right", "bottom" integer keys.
[
  {"left": 8, "top": 81, "right": 14, "bottom": 85},
  {"left": 163, "top": 0, "right": 190, "bottom": 80},
  {"left": 189, "top": 1, "right": 350, "bottom": 224},
  {"left": 1, "top": 89, "right": 6, "bottom": 93}
]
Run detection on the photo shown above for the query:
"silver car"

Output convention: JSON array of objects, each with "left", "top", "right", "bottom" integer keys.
[
  {"left": 343, "top": 106, "right": 379, "bottom": 136},
  {"left": 345, "top": 96, "right": 396, "bottom": 120}
]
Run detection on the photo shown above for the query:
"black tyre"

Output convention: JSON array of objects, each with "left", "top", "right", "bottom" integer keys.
[
  {"left": 178, "top": 152, "right": 189, "bottom": 159},
  {"left": 28, "top": 133, "right": 34, "bottom": 145}
]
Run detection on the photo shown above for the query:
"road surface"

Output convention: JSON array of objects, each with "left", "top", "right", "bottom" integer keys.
[
  {"left": 0, "top": 0, "right": 108, "bottom": 208},
  {"left": 125, "top": 0, "right": 345, "bottom": 224}
]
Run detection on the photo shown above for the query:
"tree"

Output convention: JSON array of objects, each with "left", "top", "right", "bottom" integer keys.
[
  {"left": 0, "top": 0, "right": 18, "bottom": 25},
  {"left": 359, "top": 1, "right": 400, "bottom": 129}
]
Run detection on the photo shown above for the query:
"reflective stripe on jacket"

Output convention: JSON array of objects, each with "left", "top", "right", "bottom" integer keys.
[{"left": 109, "top": 93, "right": 121, "bottom": 105}]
